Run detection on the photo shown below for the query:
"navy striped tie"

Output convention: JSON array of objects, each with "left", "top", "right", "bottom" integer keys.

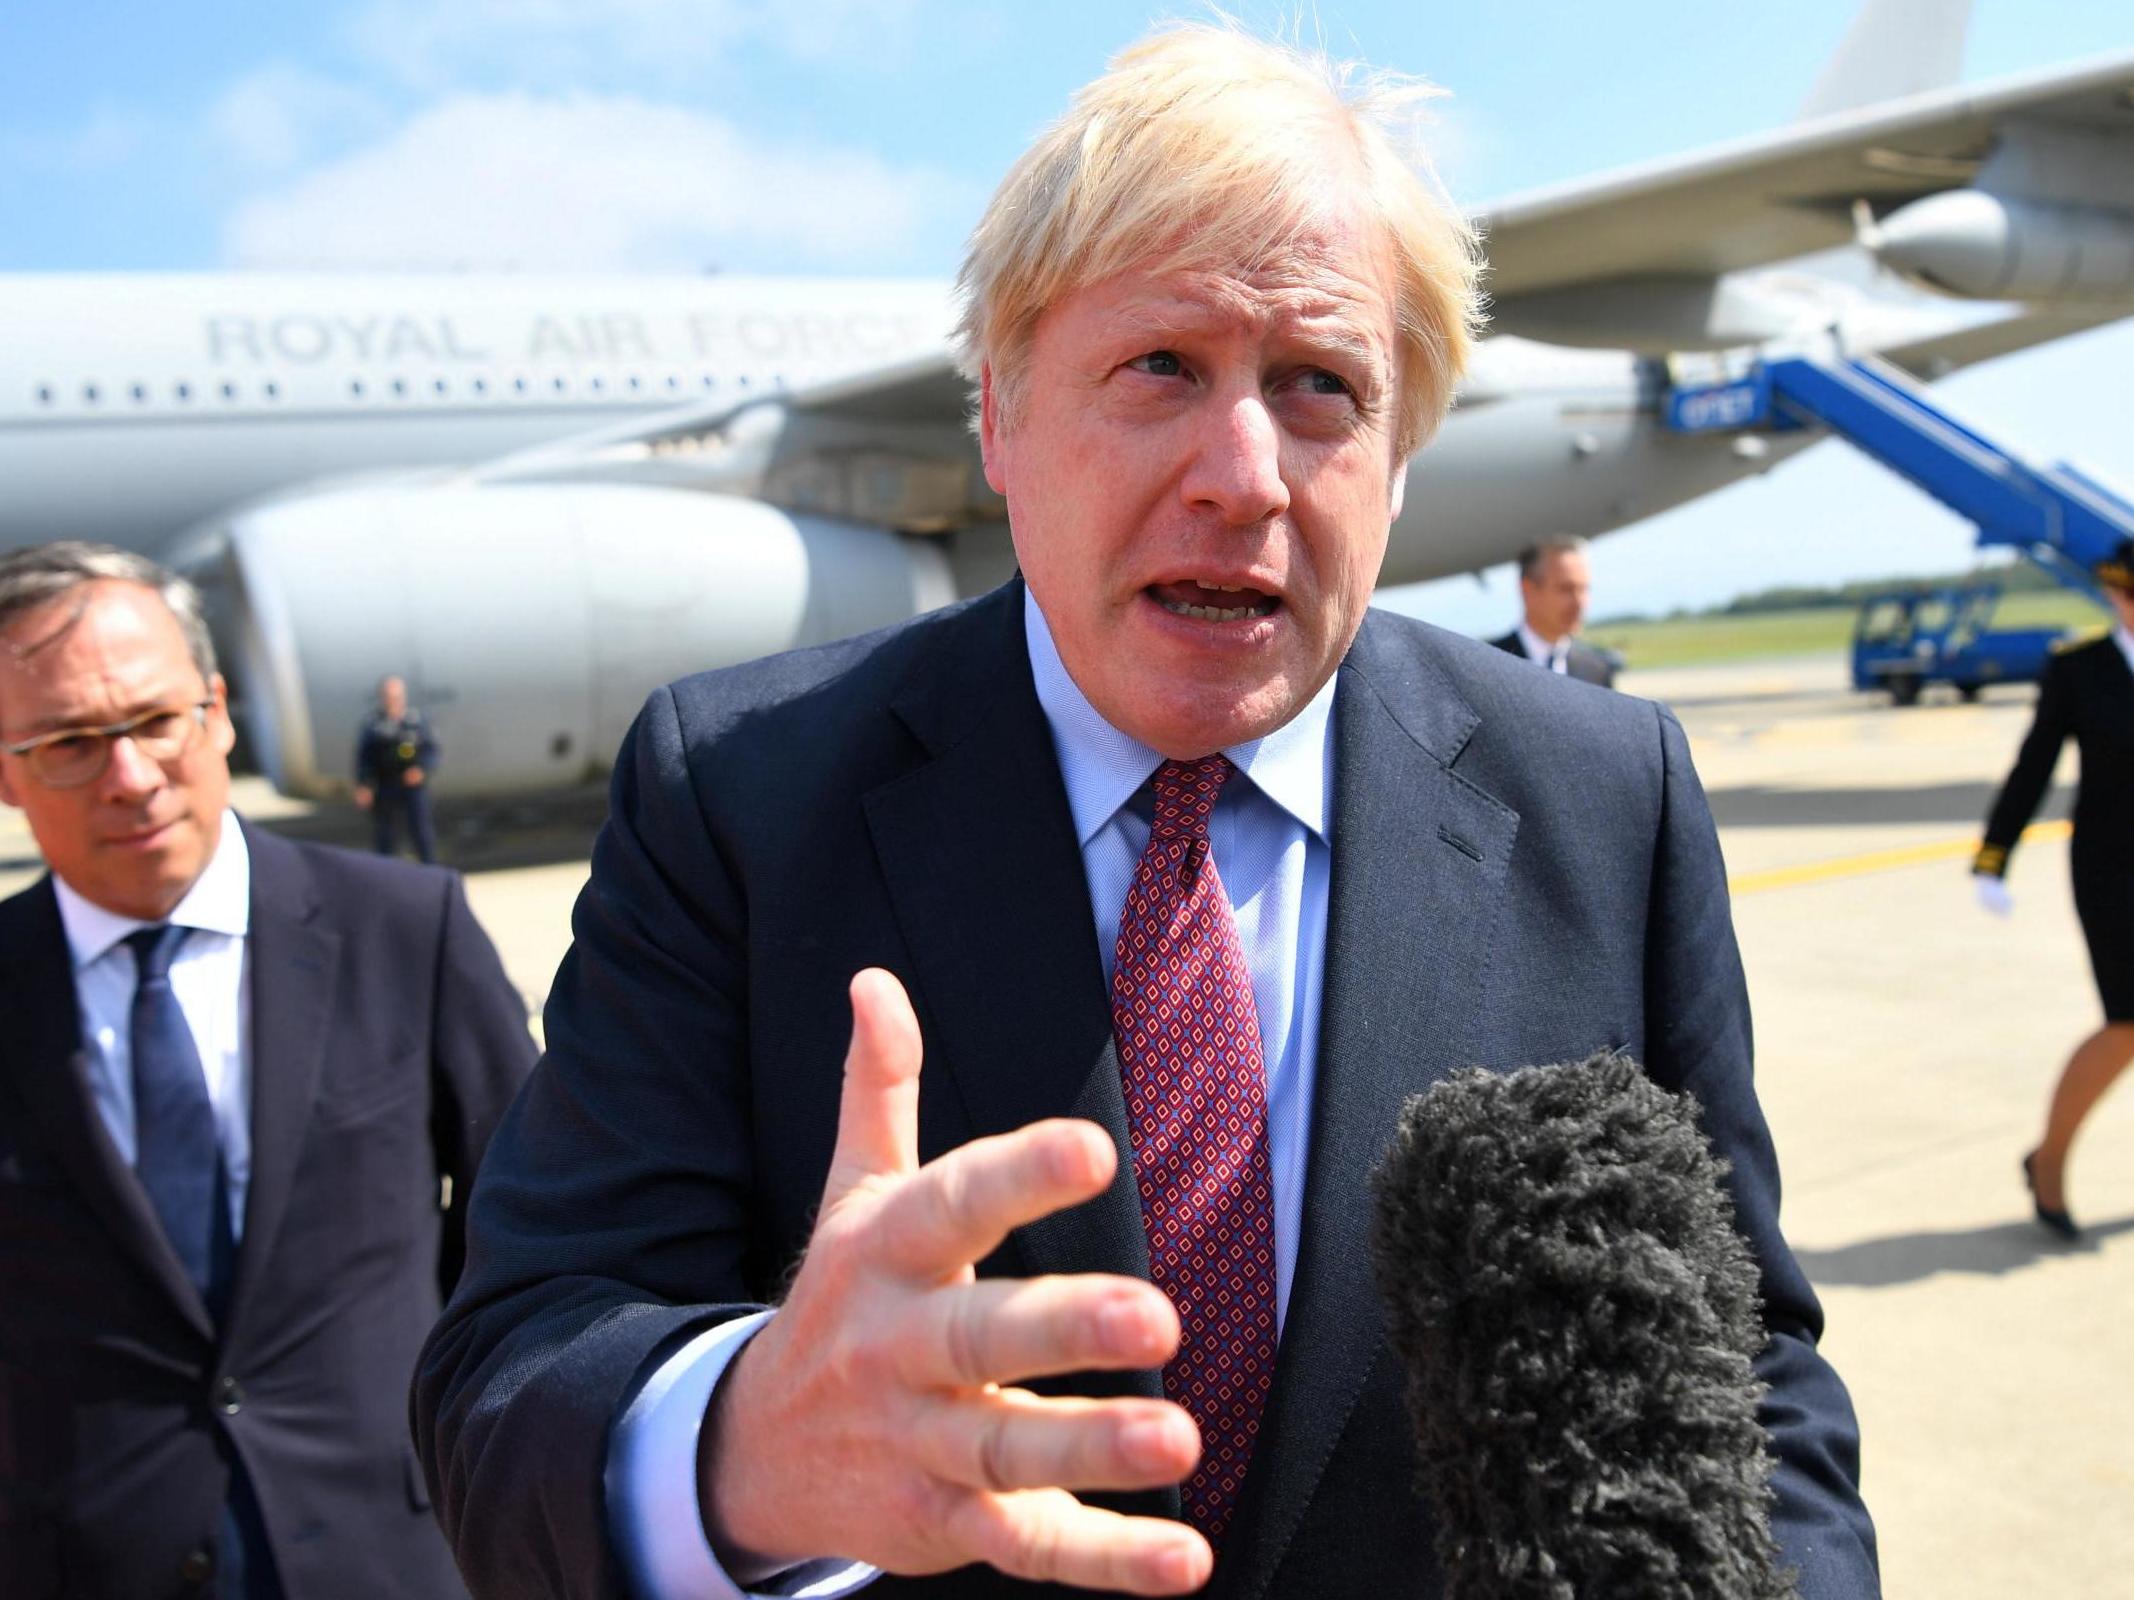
[{"left": 126, "top": 925, "right": 232, "bottom": 1311}]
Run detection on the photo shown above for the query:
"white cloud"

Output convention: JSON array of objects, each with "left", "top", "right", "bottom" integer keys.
[
  {"left": 342, "top": 0, "right": 921, "bottom": 91},
  {"left": 208, "top": 63, "right": 395, "bottom": 172},
  {"left": 2, "top": 103, "right": 150, "bottom": 174},
  {"left": 219, "top": 91, "right": 974, "bottom": 272}
]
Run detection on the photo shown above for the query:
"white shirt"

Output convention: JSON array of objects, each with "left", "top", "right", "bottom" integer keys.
[
  {"left": 53, "top": 813, "right": 252, "bottom": 1236},
  {"left": 1515, "top": 621, "right": 1570, "bottom": 674},
  {"left": 604, "top": 593, "right": 1340, "bottom": 1600},
  {"left": 2115, "top": 624, "right": 2134, "bottom": 678}
]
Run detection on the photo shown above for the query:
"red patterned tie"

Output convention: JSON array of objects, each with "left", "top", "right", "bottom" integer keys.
[{"left": 1110, "top": 755, "right": 1278, "bottom": 1547}]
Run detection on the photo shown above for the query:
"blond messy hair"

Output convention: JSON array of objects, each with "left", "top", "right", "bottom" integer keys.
[{"left": 954, "top": 21, "right": 1484, "bottom": 462}]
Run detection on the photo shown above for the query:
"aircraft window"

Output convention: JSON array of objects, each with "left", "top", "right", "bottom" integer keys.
[
  {"left": 472, "top": 377, "right": 488, "bottom": 395},
  {"left": 701, "top": 374, "right": 716, "bottom": 389},
  {"left": 513, "top": 376, "right": 529, "bottom": 394},
  {"left": 392, "top": 378, "right": 408, "bottom": 397},
  {"left": 83, "top": 384, "right": 101, "bottom": 404},
  {"left": 589, "top": 376, "right": 605, "bottom": 393},
  {"left": 131, "top": 384, "right": 148, "bottom": 403},
  {"left": 220, "top": 382, "right": 237, "bottom": 401},
  {"left": 35, "top": 385, "right": 53, "bottom": 405},
  {"left": 738, "top": 374, "right": 751, "bottom": 388},
  {"left": 434, "top": 377, "right": 449, "bottom": 396},
  {"left": 175, "top": 383, "right": 192, "bottom": 402},
  {"left": 264, "top": 381, "right": 280, "bottom": 400},
  {"left": 551, "top": 376, "right": 567, "bottom": 392},
  {"left": 666, "top": 375, "right": 681, "bottom": 391},
  {"left": 350, "top": 379, "right": 366, "bottom": 397},
  {"left": 627, "top": 374, "right": 643, "bottom": 391}
]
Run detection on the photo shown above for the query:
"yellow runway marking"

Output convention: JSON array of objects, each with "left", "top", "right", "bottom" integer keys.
[{"left": 1729, "top": 820, "right": 2073, "bottom": 897}]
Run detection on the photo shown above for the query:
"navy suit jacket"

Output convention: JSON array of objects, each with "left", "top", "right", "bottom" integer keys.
[
  {"left": 0, "top": 822, "right": 535, "bottom": 1600},
  {"left": 418, "top": 582, "right": 1877, "bottom": 1599},
  {"left": 1488, "top": 628, "right": 1616, "bottom": 688}
]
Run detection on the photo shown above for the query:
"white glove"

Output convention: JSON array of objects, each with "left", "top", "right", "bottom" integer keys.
[{"left": 1974, "top": 875, "right": 2014, "bottom": 918}]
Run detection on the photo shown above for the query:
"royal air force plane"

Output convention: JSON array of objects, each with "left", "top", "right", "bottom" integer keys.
[{"left": 3, "top": 0, "right": 2132, "bottom": 797}]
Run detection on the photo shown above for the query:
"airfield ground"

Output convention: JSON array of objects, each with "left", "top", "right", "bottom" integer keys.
[{"left": 5, "top": 649, "right": 2126, "bottom": 1596}]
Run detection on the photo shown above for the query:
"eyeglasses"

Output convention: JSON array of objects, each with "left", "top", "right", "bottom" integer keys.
[{"left": 1, "top": 698, "right": 215, "bottom": 790}]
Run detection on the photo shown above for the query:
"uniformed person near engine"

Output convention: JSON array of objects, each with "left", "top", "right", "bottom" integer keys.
[
  {"left": 1973, "top": 537, "right": 2134, "bottom": 1239},
  {"left": 353, "top": 674, "right": 439, "bottom": 864}
]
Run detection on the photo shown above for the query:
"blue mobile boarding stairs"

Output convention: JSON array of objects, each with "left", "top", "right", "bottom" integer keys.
[
  {"left": 1662, "top": 349, "right": 2134, "bottom": 704},
  {"left": 1664, "top": 351, "right": 2134, "bottom": 602}
]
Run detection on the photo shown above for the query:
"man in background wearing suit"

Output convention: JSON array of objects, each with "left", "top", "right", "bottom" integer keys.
[
  {"left": 418, "top": 26, "right": 1876, "bottom": 1600},
  {"left": 0, "top": 544, "right": 536, "bottom": 1599},
  {"left": 354, "top": 674, "right": 441, "bottom": 864},
  {"left": 1489, "top": 536, "right": 1617, "bottom": 687}
]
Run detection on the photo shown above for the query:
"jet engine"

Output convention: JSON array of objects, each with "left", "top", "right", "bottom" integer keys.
[
  {"left": 1865, "top": 191, "right": 2134, "bottom": 304},
  {"left": 190, "top": 481, "right": 956, "bottom": 796}
]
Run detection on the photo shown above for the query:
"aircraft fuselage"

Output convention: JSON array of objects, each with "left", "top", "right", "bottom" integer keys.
[{"left": 0, "top": 272, "right": 1797, "bottom": 586}]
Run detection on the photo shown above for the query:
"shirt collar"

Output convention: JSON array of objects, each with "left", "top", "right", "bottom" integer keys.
[
  {"left": 1022, "top": 588, "right": 1334, "bottom": 846},
  {"left": 1517, "top": 621, "right": 1567, "bottom": 667},
  {"left": 2116, "top": 624, "right": 2134, "bottom": 675},
  {"left": 52, "top": 810, "right": 252, "bottom": 970}
]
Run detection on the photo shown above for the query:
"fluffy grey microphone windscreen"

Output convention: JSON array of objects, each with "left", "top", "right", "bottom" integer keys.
[{"left": 1368, "top": 1052, "right": 1796, "bottom": 1600}]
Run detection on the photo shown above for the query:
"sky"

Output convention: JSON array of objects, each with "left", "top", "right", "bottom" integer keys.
[{"left": 2, "top": 0, "right": 2130, "bottom": 631}]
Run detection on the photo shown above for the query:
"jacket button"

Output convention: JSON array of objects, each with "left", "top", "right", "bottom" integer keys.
[
  {"left": 217, "top": 1376, "right": 245, "bottom": 1415},
  {"left": 179, "top": 1546, "right": 215, "bottom": 1585}
]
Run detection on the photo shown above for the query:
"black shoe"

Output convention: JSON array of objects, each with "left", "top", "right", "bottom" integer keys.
[{"left": 2023, "top": 1152, "right": 2081, "bottom": 1241}]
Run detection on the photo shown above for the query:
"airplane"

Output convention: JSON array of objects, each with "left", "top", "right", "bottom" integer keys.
[{"left": 2, "top": 0, "right": 2130, "bottom": 798}]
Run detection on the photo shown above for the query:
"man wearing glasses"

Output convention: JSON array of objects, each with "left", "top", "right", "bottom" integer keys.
[{"left": 0, "top": 543, "right": 535, "bottom": 1600}]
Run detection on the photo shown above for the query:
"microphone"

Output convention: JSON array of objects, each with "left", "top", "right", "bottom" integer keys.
[{"left": 1369, "top": 1052, "right": 1795, "bottom": 1600}]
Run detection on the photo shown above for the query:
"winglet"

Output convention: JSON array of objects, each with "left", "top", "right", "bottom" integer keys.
[{"left": 1798, "top": 0, "right": 1971, "bottom": 121}]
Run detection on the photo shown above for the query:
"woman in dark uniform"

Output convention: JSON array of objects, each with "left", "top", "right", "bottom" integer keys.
[{"left": 1973, "top": 539, "right": 2134, "bottom": 1238}]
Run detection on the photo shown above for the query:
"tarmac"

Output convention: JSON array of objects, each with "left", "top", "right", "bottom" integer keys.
[{"left": 4, "top": 650, "right": 2128, "bottom": 1597}]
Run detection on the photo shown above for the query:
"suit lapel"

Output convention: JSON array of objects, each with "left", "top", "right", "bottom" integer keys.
[
  {"left": 864, "top": 586, "right": 1163, "bottom": 1400},
  {"left": 222, "top": 823, "right": 339, "bottom": 1350},
  {"left": 1, "top": 878, "right": 218, "bottom": 1341},
  {"left": 1217, "top": 617, "right": 1519, "bottom": 1600}
]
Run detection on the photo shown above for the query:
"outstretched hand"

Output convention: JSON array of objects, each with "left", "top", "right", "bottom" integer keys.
[{"left": 699, "top": 969, "right": 1212, "bottom": 1595}]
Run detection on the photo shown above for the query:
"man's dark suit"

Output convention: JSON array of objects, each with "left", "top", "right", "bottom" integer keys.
[
  {"left": 417, "top": 581, "right": 1878, "bottom": 1598},
  {"left": 1488, "top": 628, "right": 1616, "bottom": 687},
  {"left": 0, "top": 821, "right": 536, "bottom": 1599}
]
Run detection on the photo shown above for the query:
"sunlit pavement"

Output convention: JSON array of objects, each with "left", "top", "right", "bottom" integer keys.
[{"left": 1633, "top": 654, "right": 2130, "bottom": 1598}]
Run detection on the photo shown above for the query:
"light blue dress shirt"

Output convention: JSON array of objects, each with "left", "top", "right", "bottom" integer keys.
[
  {"left": 52, "top": 813, "right": 254, "bottom": 1240},
  {"left": 607, "top": 591, "right": 1338, "bottom": 1598}
]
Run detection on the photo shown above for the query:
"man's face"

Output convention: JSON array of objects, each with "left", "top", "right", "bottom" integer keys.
[
  {"left": 0, "top": 582, "right": 235, "bottom": 920},
  {"left": 1520, "top": 549, "right": 1592, "bottom": 644},
  {"left": 380, "top": 676, "right": 407, "bottom": 718},
  {"left": 981, "top": 209, "right": 1406, "bottom": 758}
]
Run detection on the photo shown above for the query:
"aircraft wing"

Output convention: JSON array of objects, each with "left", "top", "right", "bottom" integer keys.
[
  {"left": 472, "top": 349, "right": 970, "bottom": 483},
  {"left": 1876, "top": 304, "right": 2129, "bottom": 379},
  {"left": 468, "top": 348, "right": 991, "bottom": 532},
  {"left": 1481, "top": 49, "right": 2134, "bottom": 300}
]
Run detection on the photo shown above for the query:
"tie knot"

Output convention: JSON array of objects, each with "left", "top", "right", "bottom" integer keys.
[
  {"left": 125, "top": 924, "right": 191, "bottom": 985},
  {"left": 1149, "top": 756, "right": 1233, "bottom": 840}
]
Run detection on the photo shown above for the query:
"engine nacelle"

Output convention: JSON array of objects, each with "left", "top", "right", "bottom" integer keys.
[
  {"left": 1867, "top": 192, "right": 2134, "bottom": 304},
  {"left": 191, "top": 482, "right": 954, "bottom": 796}
]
